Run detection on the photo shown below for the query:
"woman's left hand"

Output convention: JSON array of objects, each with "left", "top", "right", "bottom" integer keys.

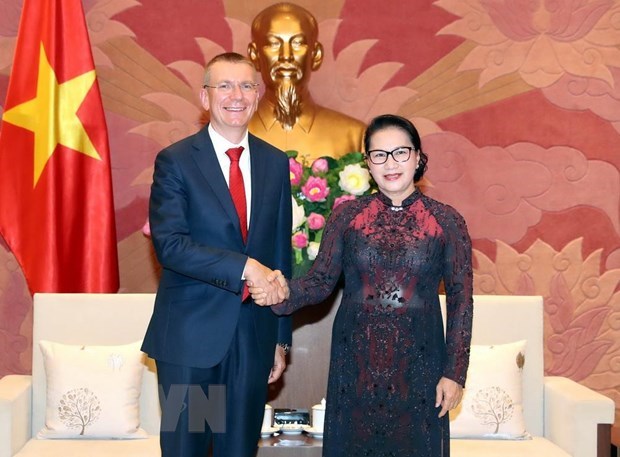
[{"left": 435, "top": 377, "right": 463, "bottom": 418}]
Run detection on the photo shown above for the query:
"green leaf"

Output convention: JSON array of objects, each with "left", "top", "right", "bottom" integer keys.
[{"left": 285, "top": 150, "right": 299, "bottom": 159}]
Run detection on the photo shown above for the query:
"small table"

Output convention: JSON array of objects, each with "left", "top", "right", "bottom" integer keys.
[{"left": 257, "top": 432, "right": 322, "bottom": 456}]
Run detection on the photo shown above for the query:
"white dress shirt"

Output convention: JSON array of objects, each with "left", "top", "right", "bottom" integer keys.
[{"left": 208, "top": 124, "right": 252, "bottom": 228}]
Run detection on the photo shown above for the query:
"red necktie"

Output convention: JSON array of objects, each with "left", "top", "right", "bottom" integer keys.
[
  {"left": 225, "top": 146, "right": 250, "bottom": 301},
  {"left": 226, "top": 146, "right": 248, "bottom": 242}
]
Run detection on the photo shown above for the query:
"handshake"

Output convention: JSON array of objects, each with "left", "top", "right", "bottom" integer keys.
[{"left": 244, "top": 258, "right": 290, "bottom": 306}]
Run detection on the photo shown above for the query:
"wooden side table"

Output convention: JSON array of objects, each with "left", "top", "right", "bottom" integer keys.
[
  {"left": 257, "top": 433, "right": 322, "bottom": 456},
  {"left": 612, "top": 425, "right": 620, "bottom": 457}
]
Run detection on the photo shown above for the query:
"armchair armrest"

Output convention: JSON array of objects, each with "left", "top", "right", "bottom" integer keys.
[
  {"left": 0, "top": 375, "right": 32, "bottom": 457},
  {"left": 544, "top": 376, "right": 615, "bottom": 457}
]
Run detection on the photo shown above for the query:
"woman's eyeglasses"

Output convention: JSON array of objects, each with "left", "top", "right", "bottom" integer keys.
[{"left": 366, "top": 146, "right": 415, "bottom": 165}]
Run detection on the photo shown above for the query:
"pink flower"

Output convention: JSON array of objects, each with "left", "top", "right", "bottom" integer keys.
[
  {"left": 333, "top": 194, "right": 356, "bottom": 209},
  {"left": 289, "top": 158, "right": 303, "bottom": 186},
  {"left": 141, "top": 219, "right": 151, "bottom": 237},
  {"left": 311, "top": 158, "right": 329, "bottom": 174},
  {"left": 301, "top": 176, "right": 330, "bottom": 202},
  {"left": 307, "top": 212, "right": 326, "bottom": 230},
  {"left": 292, "top": 232, "right": 309, "bottom": 249}
]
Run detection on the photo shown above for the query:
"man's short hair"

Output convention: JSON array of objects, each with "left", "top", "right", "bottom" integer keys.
[{"left": 203, "top": 52, "right": 256, "bottom": 85}]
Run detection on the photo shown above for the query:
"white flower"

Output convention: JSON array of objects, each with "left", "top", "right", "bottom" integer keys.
[
  {"left": 338, "top": 164, "right": 370, "bottom": 196},
  {"left": 291, "top": 196, "right": 306, "bottom": 231},
  {"left": 307, "top": 242, "right": 320, "bottom": 260}
]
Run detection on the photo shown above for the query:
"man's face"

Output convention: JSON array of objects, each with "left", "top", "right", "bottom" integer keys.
[
  {"left": 251, "top": 11, "right": 321, "bottom": 91},
  {"left": 200, "top": 61, "right": 259, "bottom": 139}
]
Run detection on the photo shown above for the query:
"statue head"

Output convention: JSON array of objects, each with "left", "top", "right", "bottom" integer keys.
[{"left": 248, "top": 3, "right": 324, "bottom": 129}]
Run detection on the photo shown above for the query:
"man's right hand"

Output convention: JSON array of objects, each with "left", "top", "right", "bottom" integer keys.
[
  {"left": 243, "top": 259, "right": 288, "bottom": 306},
  {"left": 248, "top": 270, "right": 289, "bottom": 306}
]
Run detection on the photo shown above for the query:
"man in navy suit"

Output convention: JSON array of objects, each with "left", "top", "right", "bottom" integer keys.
[{"left": 142, "top": 52, "right": 292, "bottom": 457}]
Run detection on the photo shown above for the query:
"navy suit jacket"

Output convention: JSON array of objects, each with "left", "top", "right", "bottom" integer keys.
[{"left": 142, "top": 126, "right": 292, "bottom": 370}]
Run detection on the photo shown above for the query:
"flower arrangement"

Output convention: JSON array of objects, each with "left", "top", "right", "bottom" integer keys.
[{"left": 288, "top": 151, "right": 376, "bottom": 278}]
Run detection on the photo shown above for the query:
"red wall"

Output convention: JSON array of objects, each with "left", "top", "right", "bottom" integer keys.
[{"left": 1, "top": 0, "right": 618, "bottom": 418}]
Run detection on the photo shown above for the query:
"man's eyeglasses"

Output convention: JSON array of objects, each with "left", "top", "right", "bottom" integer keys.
[
  {"left": 366, "top": 146, "right": 415, "bottom": 165},
  {"left": 203, "top": 81, "right": 260, "bottom": 94}
]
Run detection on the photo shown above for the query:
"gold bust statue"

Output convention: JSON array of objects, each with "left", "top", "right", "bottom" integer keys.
[{"left": 248, "top": 3, "right": 365, "bottom": 162}]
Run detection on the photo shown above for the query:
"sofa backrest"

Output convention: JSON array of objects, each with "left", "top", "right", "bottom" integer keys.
[
  {"left": 440, "top": 294, "right": 544, "bottom": 436},
  {"left": 31, "top": 293, "right": 160, "bottom": 436},
  {"left": 31, "top": 293, "right": 544, "bottom": 438}
]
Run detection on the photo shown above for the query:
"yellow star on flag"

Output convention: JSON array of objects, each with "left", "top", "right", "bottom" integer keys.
[{"left": 2, "top": 43, "right": 102, "bottom": 187}]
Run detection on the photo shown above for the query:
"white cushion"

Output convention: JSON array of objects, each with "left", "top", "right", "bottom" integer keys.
[
  {"left": 37, "top": 340, "right": 148, "bottom": 439},
  {"left": 450, "top": 340, "right": 530, "bottom": 440}
]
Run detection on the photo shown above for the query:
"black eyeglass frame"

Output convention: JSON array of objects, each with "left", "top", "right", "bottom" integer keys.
[{"left": 365, "top": 146, "right": 416, "bottom": 165}]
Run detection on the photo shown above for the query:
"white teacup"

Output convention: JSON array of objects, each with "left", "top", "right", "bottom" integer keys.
[
  {"left": 312, "top": 398, "right": 326, "bottom": 432},
  {"left": 262, "top": 404, "right": 273, "bottom": 430}
]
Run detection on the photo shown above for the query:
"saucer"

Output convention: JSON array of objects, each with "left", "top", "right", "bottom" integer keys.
[
  {"left": 305, "top": 426, "right": 324, "bottom": 438},
  {"left": 279, "top": 424, "right": 310, "bottom": 435},
  {"left": 260, "top": 426, "right": 281, "bottom": 438}
]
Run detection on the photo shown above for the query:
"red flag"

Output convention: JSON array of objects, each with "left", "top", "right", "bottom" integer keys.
[{"left": 0, "top": 0, "right": 119, "bottom": 293}]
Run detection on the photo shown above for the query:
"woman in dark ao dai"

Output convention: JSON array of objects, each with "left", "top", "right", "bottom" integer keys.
[{"left": 254, "top": 114, "right": 473, "bottom": 456}]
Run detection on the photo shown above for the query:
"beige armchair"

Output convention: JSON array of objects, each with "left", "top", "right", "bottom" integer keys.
[
  {"left": 0, "top": 293, "right": 160, "bottom": 457},
  {"left": 441, "top": 295, "right": 615, "bottom": 457},
  {"left": 0, "top": 293, "right": 615, "bottom": 457}
]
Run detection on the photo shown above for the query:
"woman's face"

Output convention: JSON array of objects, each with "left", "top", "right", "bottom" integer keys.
[{"left": 366, "top": 127, "right": 419, "bottom": 205}]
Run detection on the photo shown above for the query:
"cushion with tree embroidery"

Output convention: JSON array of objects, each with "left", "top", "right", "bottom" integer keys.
[
  {"left": 38, "top": 340, "right": 147, "bottom": 439},
  {"left": 449, "top": 340, "right": 531, "bottom": 440}
]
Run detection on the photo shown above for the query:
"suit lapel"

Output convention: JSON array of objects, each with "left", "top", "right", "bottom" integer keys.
[
  {"left": 248, "top": 134, "right": 267, "bottom": 247},
  {"left": 190, "top": 127, "right": 244, "bottom": 245}
]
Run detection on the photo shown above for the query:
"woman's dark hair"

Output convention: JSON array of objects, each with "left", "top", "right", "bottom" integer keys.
[{"left": 363, "top": 114, "right": 428, "bottom": 182}]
